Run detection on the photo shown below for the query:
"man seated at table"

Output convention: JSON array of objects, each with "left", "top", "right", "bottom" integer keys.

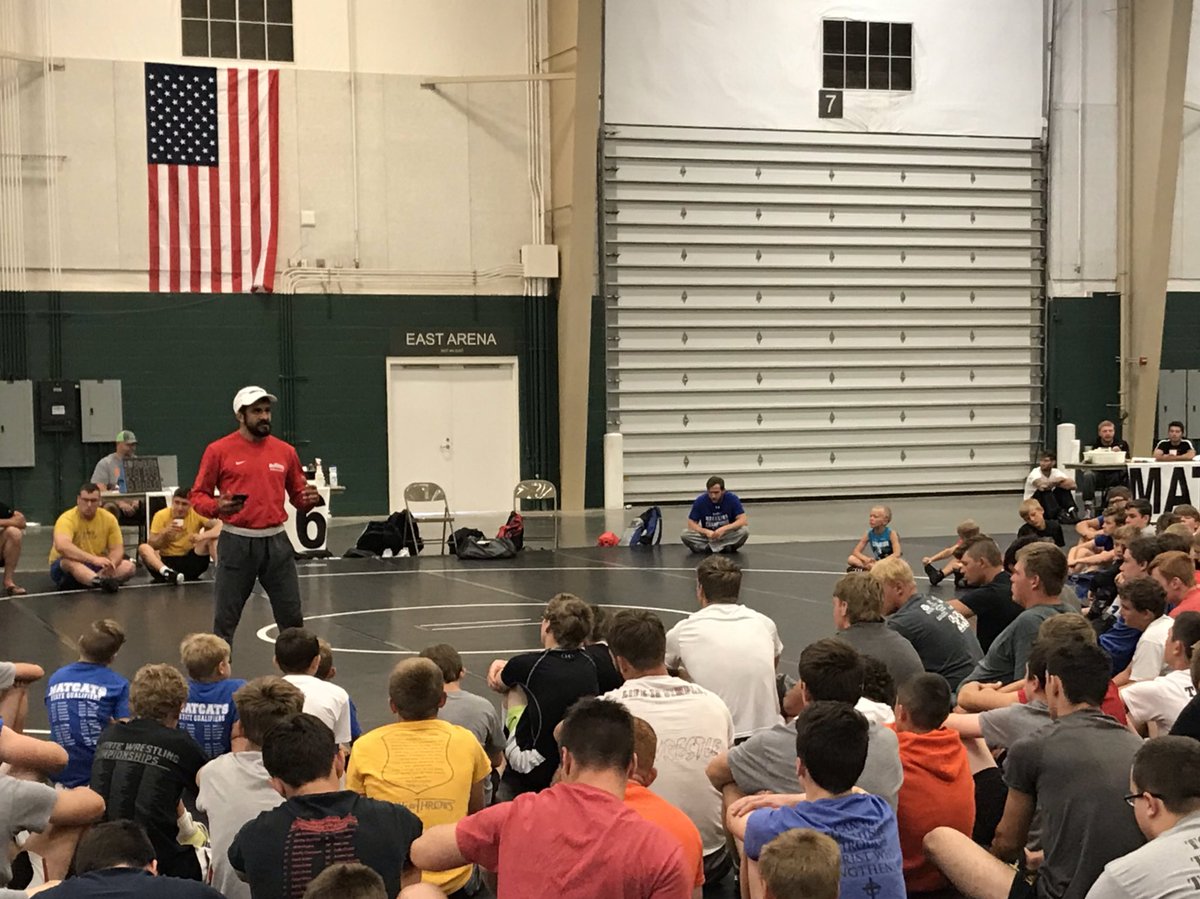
[
  {"left": 49, "top": 483, "right": 137, "bottom": 593},
  {"left": 682, "top": 476, "right": 749, "bottom": 554},
  {"left": 1080, "top": 420, "right": 1132, "bottom": 503},
  {"left": 1022, "top": 450, "right": 1078, "bottom": 523},
  {"left": 1154, "top": 420, "right": 1196, "bottom": 461},
  {"left": 91, "top": 430, "right": 142, "bottom": 523},
  {"left": 137, "top": 488, "right": 221, "bottom": 583}
]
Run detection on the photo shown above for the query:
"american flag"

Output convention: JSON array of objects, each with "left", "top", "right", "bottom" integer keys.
[{"left": 145, "top": 62, "right": 279, "bottom": 293}]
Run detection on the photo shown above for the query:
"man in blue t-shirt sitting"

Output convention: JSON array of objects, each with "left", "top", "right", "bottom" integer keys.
[
  {"left": 725, "top": 701, "right": 906, "bottom": 899},
  {"left": 682, "top": 476, "right": 749, "bottom": 554}
]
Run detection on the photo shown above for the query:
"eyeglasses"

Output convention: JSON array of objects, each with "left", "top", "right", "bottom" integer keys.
[
  {"left": 1124, "top": 790, "right": 1200, "bottom": 807},
  {"left": 1124, "top": 791, "right": 1165, "bottom": 807}
]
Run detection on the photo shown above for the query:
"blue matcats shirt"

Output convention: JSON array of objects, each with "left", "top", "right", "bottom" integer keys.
[
  {"left": 179, "top": 678, "right": 246, "bottom": 758},
  {"left": 46, "top": 661, "right": 130, "bottom": 786}
]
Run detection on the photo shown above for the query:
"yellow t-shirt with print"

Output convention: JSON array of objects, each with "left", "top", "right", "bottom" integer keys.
[
  {"left": 150, "top": 506, "right": 208, "bottom": 557},
  {"left": 346, "top": 718, "right": 490, "bottom": 892},
  {"left": 48, "top": 507, "right": 122, "bottom": 563}
]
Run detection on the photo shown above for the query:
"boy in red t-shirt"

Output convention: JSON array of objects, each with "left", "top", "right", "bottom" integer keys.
[
  {"left": 893, "top": 673, "right": 975, "bottom": 894},
  {"left": 409, "top": 698, "right": 692, "bottom": 899}
]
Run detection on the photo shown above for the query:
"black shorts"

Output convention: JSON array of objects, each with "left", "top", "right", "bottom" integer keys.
[
  {"left": 157, "top": 552, "right": 210, "bottom": 581},
  {"left": 1007, "top": 870, "right": 1038, "bottom": 899}
]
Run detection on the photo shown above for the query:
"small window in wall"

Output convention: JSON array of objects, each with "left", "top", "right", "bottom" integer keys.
[
  {"left": 822, "top": 20, "right": 911, "bottom": 91},
  {"left": 182, "top": 0, "right": 294, "bottom": 62}
]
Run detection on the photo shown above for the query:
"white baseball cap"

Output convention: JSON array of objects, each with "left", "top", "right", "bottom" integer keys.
[{"left": 233, "top": 386, "right": 278, "bottom": 413}]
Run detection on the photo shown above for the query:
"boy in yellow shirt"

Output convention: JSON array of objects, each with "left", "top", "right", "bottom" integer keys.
[
  {"left": 347, "top": 658, "right": 490, "bottom": 895},
  {"left": 49, "top": 483, "right": 136, "bottom": 592},
  {"left": 137, "top": 488, "right": 221, "bottom": 584}
]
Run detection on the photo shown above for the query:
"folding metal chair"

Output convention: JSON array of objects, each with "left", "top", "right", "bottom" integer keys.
[
  {"left": 513, "top": 479, "right": 559, "bottom": 550},
  {"left": 403, "top": 482, "right": 455, "bottom": 555}
]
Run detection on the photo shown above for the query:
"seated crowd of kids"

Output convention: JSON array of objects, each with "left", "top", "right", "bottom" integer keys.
[{"left": 2, "top": 481, "right": 1200, "bottom": 899}]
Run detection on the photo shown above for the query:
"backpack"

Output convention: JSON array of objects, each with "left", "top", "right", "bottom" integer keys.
[
  {"left": 626, "top": 506, "right": 664, "bottom": 546},
  {"left": 387, "top": 510, "right": 424, "bottom": 556},
  {"left": 349, "top": 511, "right": 423, "bottom": 558},
  {"left": 455, "top": 535, "right": 518, "bottom": 560},
  {"left": 448, "top": 527, "right": 485, "bottom": 556},
  {"left": 497, "top": 511, "right": 524, "bottom": 551}
]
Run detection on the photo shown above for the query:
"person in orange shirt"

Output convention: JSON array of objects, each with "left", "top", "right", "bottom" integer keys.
[
  {"left": 624, "top": 717, "right": 705, "bottom": 898},
  {"left": 893, "top": 673, "right": 975, "bottom": 895}
]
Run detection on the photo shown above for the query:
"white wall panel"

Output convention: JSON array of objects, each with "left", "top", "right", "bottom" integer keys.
[
  {"left": 18, "top": 64, "right": 532, "bottom": 290},
  {"left": 605, "top": 0, "right": 1044, "bottom": 138},
  {"left": 604, "top": 126, "right": 1044, "bottom": 502},
  {"left": 14, "top": 1, "right": 536, "bottom": 291},
  {"left": 1048, "top": 0, "right": 1200, "bottom": 295},
  {"left": 44, "top": 0, "right": 529, "bottom": 75}
]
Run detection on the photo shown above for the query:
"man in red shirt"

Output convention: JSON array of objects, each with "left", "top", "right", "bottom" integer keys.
[
  {"left": 191, "top": 387, "right": 321, "bottom": 646},
  {"left": 409, "top": 698, "right": 693, "bottom": 899},
  {"left": 1150, "top": 550, "right": 1200, "bottom": 617}
]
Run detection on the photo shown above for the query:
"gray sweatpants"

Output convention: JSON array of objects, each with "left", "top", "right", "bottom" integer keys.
[
  {"left": 681, "top": 526, "right": 749, "bottom": 554},
  {"left": 212, "top": 530, "right": 303, "bottom": 644}
]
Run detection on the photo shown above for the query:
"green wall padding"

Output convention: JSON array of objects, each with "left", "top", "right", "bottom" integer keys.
[{"left": 4, "top": 292, "right": 557, "bottom": 522}]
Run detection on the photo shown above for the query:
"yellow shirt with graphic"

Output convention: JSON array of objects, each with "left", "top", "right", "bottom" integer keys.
[
  {"left": 48, "top": 507, "right": 123, "bottom": 563},
  {"left": 150, "top": 507, "right": 209, "bottom": 557},
  {"left": 346, "top": 718, "right": 490, "bottom": 892}
]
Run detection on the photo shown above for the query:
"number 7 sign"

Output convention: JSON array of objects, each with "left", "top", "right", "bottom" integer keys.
[{"left": 819, "top": 90, "right": 844, "bottom": 119}]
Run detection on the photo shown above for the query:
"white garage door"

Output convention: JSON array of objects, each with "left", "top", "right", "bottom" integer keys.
[{"left": 603, "top": 125, "right": 1044, "bottom": 503}]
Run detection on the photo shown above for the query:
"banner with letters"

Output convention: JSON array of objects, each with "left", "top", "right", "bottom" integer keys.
[{"left": 1128, "top": 462, "right": 1200, "bottom": 519}]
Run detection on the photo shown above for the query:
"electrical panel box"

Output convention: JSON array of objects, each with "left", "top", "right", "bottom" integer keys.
[
  {"left": 37, "top": 380, "right": 79, "bottom": 433},
  {"left": 0, "top": 380, "right": 36, "bottom": 468},
  {"left": 80, "top": 380, "right": 123, "bottom": 443}
]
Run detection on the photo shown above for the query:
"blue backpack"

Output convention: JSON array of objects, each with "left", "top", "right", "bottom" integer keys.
[{"left": 626, "top": 506, "right": 664, "bottom": 546}]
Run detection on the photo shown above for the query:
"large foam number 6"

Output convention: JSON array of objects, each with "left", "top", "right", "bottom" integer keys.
[{"left": 295, "top": 505, "right": 327, "bottom": 550}]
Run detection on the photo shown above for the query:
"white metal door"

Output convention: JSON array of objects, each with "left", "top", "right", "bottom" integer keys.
[
  {"left": 386, "top": 359, "right": 521, "bottom": 515},
  {"left": 603, "top": 125, "right": 1045, "bottom": 501}
]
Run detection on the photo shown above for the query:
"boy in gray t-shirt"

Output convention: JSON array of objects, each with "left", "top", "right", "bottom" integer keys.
[
  {"left": 962, "top": 603, "right": 1073, "bottom": 686},
  {"left": 1086, "top": 736, "right": 1200, "bottom": 899},
  {"left": 926, "top": 640, "right": 1144, "bottom": 899},
  {"left": 420, "top": 644, "right": 504, "bottom": 800},
  {"left": 196, "top": 676, "right": 305, "bottom": 899}
]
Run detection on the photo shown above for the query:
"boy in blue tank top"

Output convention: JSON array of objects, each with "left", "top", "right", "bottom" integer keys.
[{"left": 848, "top": 505, "right": 902, "bottom": 572}]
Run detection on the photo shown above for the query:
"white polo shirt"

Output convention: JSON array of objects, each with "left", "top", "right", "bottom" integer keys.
[
  {"left": 1122, "top": 668, "right": 1196, "bottom": 733},
  {"left": 665, "top": 602, "right": 783, "bottom": 739},
  {"left": 282, "top": 674, "right": 352, "bottom": 744}
]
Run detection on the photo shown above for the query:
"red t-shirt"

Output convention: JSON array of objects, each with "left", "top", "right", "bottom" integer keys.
[
  {"left": 1101, "top": 680, "right": 1128, "bottom": 725},
  {"left": 455, "top": 782, "right": 692, "bottom": 899},
  {"left": 190, "top": 432, "right": 310, "bottom": 529},
  {"left": 1169, "top": 586, "right": 1200, "bottom": 618}
]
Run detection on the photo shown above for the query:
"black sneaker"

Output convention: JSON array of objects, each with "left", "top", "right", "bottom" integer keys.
[
  {"left": 160, "top": 567, "right": 183, "bottom": 586},
  {"left": 97, "top": 576, "right": 120, "bottom": 594}
]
